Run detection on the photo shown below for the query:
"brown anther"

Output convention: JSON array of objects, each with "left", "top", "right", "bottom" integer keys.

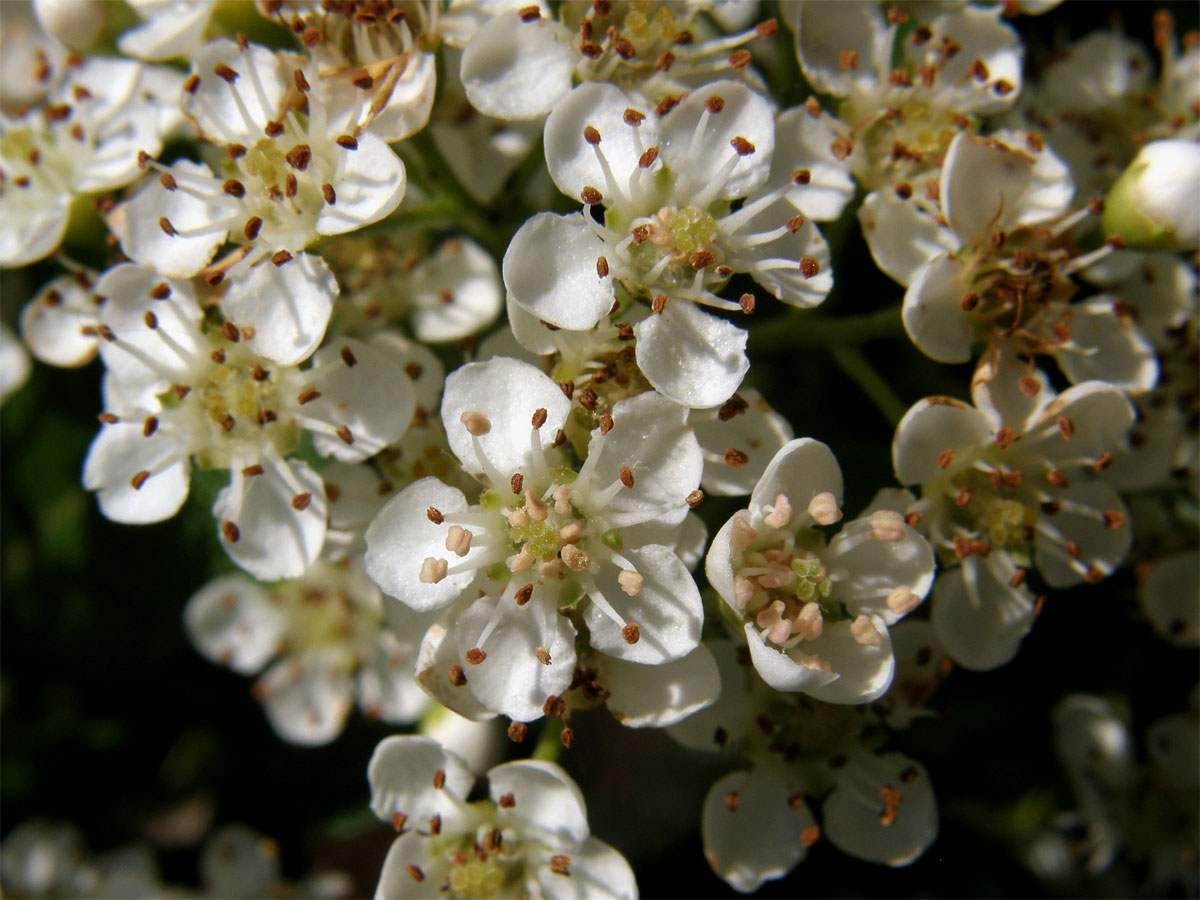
[
  {"left": 155, "top": 170, "right": 179, "bottom": 191},
  {"left": 291, "top": 68, "right": 311, "bottom": 93},
  {"left": 887, "top": 68, "right": 912, "bottom": 86},
  {"left": 216, "top": 320, "right": 239, "bottom": 343},
  {"left": 830, "top": 136, "right": 853, "bottom": 160},
  {"left": 654, "top": 94, "right": 680, "bottom": 116},
  {"left": 799, "top": 257, "right": 821, "bottom": 278},
  {"left": 537, "top": 647, "right": 552, "bottom": 666},
  {"left": 801, "top": 825, "right": 821, "bottom": 847},
  {"left": 222, "top": 521, "right": 240, "bottom": 542},
  {"left": 619, "top": 465, "right": 634, "bottom": 487},
  {"left": 139, "top": 307, "right": 159, "bottom": 329},
  {"left": 227, "top": 143, "right": 248, "bottom": 161},
  {"left": 1018, "top": 375, "right": 1040, "bottom": 397},
  {"left": 291, "top": 492, "right": 312, "bottom": 511},
  {"left": 262, "top": 118, "right": 284, "bottom": 138},
  {"left": 733, "top": 292, "right": 756, "bottom": 315},
  {"left": 655, "top": 50, "right": 675, "bottom": 70},
  {"left": 285, "top": 144, "right": 312, "bottom": 171},
  {"left": 960, "top": 291, "right": 981, "bottom": 311},
  {"left": 967, "top": 58, "right": 989, "bottom": 82},
  {"left": 209, "top": 349, "right": 226, "bottom": 365},
  {"left": 579, "top": 40, "right": 603, "bottom": 59},
  {"left": 580, "top": 186, "right": 603, "bottom": 205},
  {"left": 904, "top": 512, "right": 924, "bottom": 528},
  {"left": 583, "top": 125, "right": 602, "bottom": 145},
  {"left": 173, "top": 384, "right": 190, "bottom": 400},
  {"left": 730, "top": 136, "right": 755, "bottom": 156},
  {"left": 531, "top": 407, "right": 548, "bottom": 429},
  {"left": 894, "top": 181, "right": 914, "bottom": 200},
  {"left": 1093, "top": 453, "right": 1113, "bottom": 471},
  {"left": 1086, "top": 197, "right": 1105, "bottom": 215},
  {"left": 284, "top": 173, "right": 298, "bottom": 198},
  {"left": 335, "top": 345, "right": 357, "bottom": 369},
  {"left": 238, "top": 464, "right": 264, "bottom": 478},
  {"left": 1056, "top": 415, "right": 1074, "bottom": 440},
  {"left": 990, "top": 230, "right": 1006, "bottom": 249},
  {"left": 594, "top": 256, "right": 610, "bottom": 279},
  {"left": 955, "top": 486, "right": 972, "bottom": 507},
  {"left": 130, "top": 470, "right": 151, "bottom": 490},
  {"left": 250, "top": 365, "right": 269, "bottom": 381},
  {"left": 689, "top": 250, "right": 716, "bottom": 270},
  {"left": 632, "top": 225, "right": 650, "bottom": 244},
  {"left": 621, "top": 108, "right": 646, "bottom": 128},
  {"left": 183, "top": 73, "right": 200, "bottom": 93},
  {"left": 336, "top": 135, "right": 358, "bottom": 150},
  {"left": 213, "top": 62, "right": 239, "bottom": 83},
  {"left": 507, "top": 721, "right": 528, "bottom": 742},
  {"left": 1062, "top": 540, "right": 1080, "bottom": 559},
  {"left": 406, "top": 864, "right": 425, "bottom": 883},
  {"left": 1084, "top": 566, "right": 1105, "bottom": 585},
  {"left": 220, "top": 414, "right": 235, "bottom": 433},
  {"left": 391, "top": 812, "right": 407, "bottom": 833},
  {"left": 705, "top": 95, "right": 726, "bottom": 114},
  {"left": 1010, "top": 568, "right": 1026, "bottom": 588},
  {"left": 244, "top": 216, "right": 263, "bottom": 240},
  {"left": 321, "top": 183, "right": 336, "bottom": 205},
  {"left": 1104, "top": 234, "right": 1128, "bottom": 250},
  {"left": 838, "top": 48, "right": 859, "bottom": 71},
  {"left": 519, "top": 4, "right": 541, "bottom": 21},
  {"left": 724, "top": 792, "right": 739, "bottom": 811},
  {"left": 543, "top": 695, "right": 567, "bottom": 718},
  {"left": 271, "top": 250, "right": 293, "bottom": 267},
  {"left": 1046, "top": 469, "right": 1069, "bottom": 487},
  {"left": 549, "top": 855, "right": 571, "bottom": 876},
  {"left": 158, "top": 216, "right": 177, "bottom": 236},
  {"left": 1103, "top": 510, "right": 1126, "bottom": 530},
  {"left": 1040, "top": 498, "right": 1061, "bottom": 516},
  {"left": 723, "top": 448, "right": 750, "bottom": 468},
  {"left": 336, "top": 425, "right": 354, "bottom": 445},
  {"left": 559, "top": 380, "right": 574, "bottom": 400},
  {"left": 651, "top": 293, "right": 667, "bottom": 315},
  {"left": 936, "top": 448, "right": 954, "bottom": 469},
  {"left": 621, "top": 623, "right": 640, "bottom": 644},
  {"left": 728, "top": 49, "right": 752, "bottom": 70},
  {"left": 613, "top": 37, "right": 636, "bottom": 59},
  {"left": 686, "top": 489, "right": 704, "bottom": 508},
  {"left": 638, "top": 146, "right": 659, "bottom": 168},
  {"left": 515, "top": 583, "right": 534, "bottom": 606},
  {"left": 352, "top": 72, "right": 373, "bottom": 89},
  {"left": 465, "top": 648, "right": 486, "bottom": 665}
]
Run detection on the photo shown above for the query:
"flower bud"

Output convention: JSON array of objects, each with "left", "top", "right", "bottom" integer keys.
[
  {"left": 1101, "top": 139, "right": 1200, "bottom": 251},
  {"left": 32, "top": 0, "right": 105, "bottom": 49}
]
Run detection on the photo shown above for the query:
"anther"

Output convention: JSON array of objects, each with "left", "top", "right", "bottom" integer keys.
[
  {"left": 686, "top": 490, "right": 704, "bottom": 508},
  {"left": 807, "top": 491, "right": 841, "bottom": 525},
  {"left": 293, "top": 68, "right": 310, "bottom": 92},
  {"left": 549, "top": 855, "right": 571, "bottom": 876},
  {"left": 519, "top": 5, "right": 541, "bottom": 21},
  {"left": 531, "top": 407, "right": 548, "bottom": 428},
  {"left": 291, "top": 492, "right": 312, "bottom": 510},
  {"left": 725, "top": 792, "right": 739, "bottom": 811},
  {"left": 336, "top": 135, "right": 358, "bottom": 150},
  {"left": 514, "top": 583, "right": 534, "bottom": 605},
  {"left": 738, "top": 293, "right": 756, "bottom": 314},
  {"left": 559, "top": 380, "right": 574, "bottom": 399},
  {"left": 465, "top": 647, "right": 486, "bottom": 665},
  {"left": 799, "top": 257, "right": 820, "bottom": 278},
  {"left": 1046, "top": 469, "right": 1069, "bottom": 487},
  {"left": 265, "top": 122, "right": 284, "bottom": 139},
  {"left": 285, "top": 144, "right": 312, "bottom": 171},
  {"left": 583, "top": 125, "right": 601, "bottom": 145},
  {"left": 689, "top": 250, "right": 716, "bottom": 270},
  {"left": 158, "top": 217, "right": 177, "bottom": 236},
  {"left": 598, "top": 413, "right": 614, "bottom": 434},
  {"left": 158, "top": 172, "right": 177, "bottom": 191},
  {"left": 730, "top": 136, "right": 755, "bottom": 156},
  {"left": 183, "top": 74, "right": 200, "bottom": 93},
  {"left": 459, "top": 411, "right": 491, "bottom": 435},
  {"left": 336, "top": 425, "right": 354, "bottom": 444},
  {"left": 830, "top": 137, "right": 853, "bottom": 160},
  {"left": 499, "top": 792, "right": 516, "bottom": 808},
  {"left": 339, "top": 345, "right": 357, "bottom": 367},
  {"left": 619, "top": 466, "right": 634, "bottom": 487},
  {"left": 406, "top": 865, "right": 424, "bottom": 882},
  {"left": 227, "top": 143, "right": 247, "bottom": 160},
  {"left": 543, "top": 695, "right": 567, "bottom": 717},
  {"left": 143, "top": 310, "right": 158, "bottom": 330},
  {"left": 508, "top": 721, "right": 528, "bottom": 742},
  {"left": 130, "top": 470, "right": 150, "bottom": 490},
  {"left": 222, "top": 521, "right": 240, "bottom": 542},
  {"left": 445, "top": 525, "right": 472, "bottom": 557},
  {"left": 213, "top": 62, "right": 239, "bottom": 83},
  {"left": 1056, "top": 415, "right": 1074, "bottom": 440},
  {"left": 621, "top": 622, "right": 641, "bottom": 644},
  {"left": 869, "top": 509, "right": 905, "bottom": 541},
  {"left": 321, "top": 183, "right": 336, "bottom": 205},
  {"left": 420, "top": 557, "right": 447, "bottom": 583},
  {"left": 244, "top": 216, "right": 263, "bottom": 240},
  {"left": 791, "top": 169, "right": 811, "bottom": 184},
  {"left": 723, "top": 448, "right": 749, "bottom": 468},
  {"left": 623, "top": 108, "right": 645, "bottom": 126},
  {"left": 143, "top": 416, "right": 158, "bottom": 437},
  {"left": 839, "top": 49, "right": 859, "bottom": 70},
  {"left": 580, "top": 186, "right": 603, "bottom": 204},
  {"left": 242, "top": 464, "right": 264, "bottom": 477},
  {"left": 705, "top": 95, "right": 725, "bottom": 113},
  {"left": 536, "top": 647, "right": 552, "bottom": 666},
  {"left": 729, "top": 49, "right": 752, "bottom": 69},
  {"left": 271, "top": 250, "right": 293, "bottom": 267},
  {"left": 596, "top": 256, "right": 609, "bottom": 278},
  {"left": 638, "top": 146, "right": 659, "bottom": 168}
]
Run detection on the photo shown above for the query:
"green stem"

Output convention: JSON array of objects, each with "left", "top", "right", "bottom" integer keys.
[
  {"left": 829, "top": 344, "right": 908, "bottom": 427},
  {"left": 748, "top": 305, "right": 904, "bottom": 352},
  {"left": 531, "top": 720, "right": 564, "bottom": 763}
]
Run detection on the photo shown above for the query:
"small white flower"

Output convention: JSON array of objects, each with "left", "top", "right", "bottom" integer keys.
[
  {"left": 707, "top": 439, "right": 935, "bottom": 703},
  {"left": 368, "top": 735, "right": 637, "bottom": 899},
  {"left": 0, "top": 321, "right": 32, "bottom": 404}
]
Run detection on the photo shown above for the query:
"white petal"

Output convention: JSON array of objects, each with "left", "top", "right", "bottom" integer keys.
[
  {"left": 490, "top": 759, "right": 590, "bottom": 848},
  {"left": 987, "top": 127, "right": 1075, "bottom": 225},
  {"left": 923, "top": 6, "right": 1023, "bottom": 114},
  {"left": 356, "top": 631, "right": 427, "bottom": 724},
  {"left": 1034, "top": 483, "right": 1131, "bottom": 587},
  {"left": 410, "top": 238, "right": 503, "bottom": 344},
  {"left": 586, "top": 545, "right": 703, "bottom": 665},
  {"left": 441, "top": 357, "right": 570, "bottom": 479},
  {"left": 892, "top": 397, "right": 993, "bottom": 487},
  {"left": 315, "top": 132, "right": 407, "bottom": 235},
  {"left": 601, "top": 644, "right": 720, "bottom": 728},
  {"left": 368, "top": 734, "right": 476, "bottom": 830},
  {"left": 184, "top": 39, "right": 288, "bottom": 143},
  {"left": 633, "top": 301, "right": 748, "bottom": 409},
  {"left": 665, "top": 640, "right": 763, "bottom": 753},
  {"left": 108, "top": 161, "right": 228, "bottom": 278},
  {"left": 118, "top": 0, "right": 213, "bottom": 61},
  {"left": 744, "top": 622, "right": 838, "bottom": 694},
  {"left": 304, "top": 337, "right": 416, "bottom": 462},
  {"left": 19, "top": 274, "right": 99, "bottom": 367},
  {"left": 750, "top": 438, "right": 843, "bottom": 527},
  {"left": 83, "top": 422, "right": 190, "bottom": 524},
  {"left": 588, "top": 390, "right": 702, "bottom": 527},
  {"left": 1139, "top": 551, "right": 1200, "bottom": 647},
  {"left": 931, "top": 557, "right": 1035, "bottom": 670},
  {"left": 504, "top": 212, "right": 613, "bottom": 330},
  {"left": 0, "top": 323, "right": 31, "bottom": 403},
  {"left": 771, "top": 106, "right": 855, "bottom": 221},
  {"left": 374, "top": 833, "right": 442, "bottom": 900},
  {"left": 794, "top": 1, "right": 889, "bottom": 98},
  {"left": 803, "top": 616, "right": 896, "bottom": 705},
  {"left": 184, "top": 573, "right": 285, "bottom": 675},
  {"left": 413, "top": 617, "right": 502, "bottom": 722},
  {"left": 256, "top": 649, "right": 354, "bottom": 745},
  {"left": 970, "top": 344, "right": 1054, "bottom": 433},
  {"left": 1055, "top": 298, "right": 1158, "bottom": 394},
  {"left": 460, "top": 10, "right": 575, "bottom": 121},
  {"left": 661, "top": 81, "right": 775, "bottom": 201},
  {"left": 705, "top": 515, "right": 739, "bottom": 611},
  {"left": 0, "top": 190, "right": 69, "bottom": 267},
  {"left": 823, "top": 753, "right": 937, "bottom": 866},
  {"left": 694, "top": 388, "right": 793, "bottom": 497},
  {"left": 826, "top": 517, "right": 935, "bottom": 624},
  {"left": 364, "top": 478, "right": 477, "bottom": 613},
  {"left": 940, "top": 132, "right": 1034, "bottom": 246},
  {"left": 438, "top": 592, "right": 577, "bottom": 723},
  {"left": 543, "top": 82, "right": 653, "bottom": 204},
  {"left": 532, "top": 837, "right": 636, "bottom": 900},
  {"left": 214, "top": 459, "right": 326, "bottom": 581},
  {"left": 903, "top": 254, "right": 975, "bottom": 363},
  {"left": 701, "top": 763, "right": 816, "bottom": 894},
  {"left": 503, "top": 294, "right": 562, "bottom": 357},
  {"left": 1025, "top": 380, "right": 1135, "bottom": 468},
  {"left": 859, "top": 190, "right": 959, "bottom": 286},
  {"left": 724, "top": 195, "right": 832, "bottom": 309},
  {"left": 223, "top": 254, "right": 336, "bottom": 366}
]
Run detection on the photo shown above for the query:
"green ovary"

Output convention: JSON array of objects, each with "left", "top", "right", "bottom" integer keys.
[
  {"left": 447, "top": 855, "right": 505, "bottom": 899},
  {"left": 666, "top": 206, "right": 716, "bottom": 255},
  {"left": 983, "top": 496, "right": 1036, "bottom": 548},
  {"left": 509, "top": 518, "right": 562, "bottom": 563}
]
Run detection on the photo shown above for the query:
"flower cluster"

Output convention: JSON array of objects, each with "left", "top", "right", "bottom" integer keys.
[{"left": 1, "top": 1, "right": 1196, "bottom": 898}]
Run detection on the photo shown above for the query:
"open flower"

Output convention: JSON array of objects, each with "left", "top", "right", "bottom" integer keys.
[
  {"left": 368, "top": 735, "right": 636, "bottom": 899},
  {"left": 504, "top": 80, "right": 831, "bottom": 407},
  {"left": 707, "top": 439, "right": 935, "bottom": 703},
  {"left": 365, "top": 356, "right": 705, "bottom": 722},
  {"left": 82, "top": 261, "right": 414, "bottom": 579},
  {"left": 893, "top": 362, "right": 1135, "bottom": 669}
]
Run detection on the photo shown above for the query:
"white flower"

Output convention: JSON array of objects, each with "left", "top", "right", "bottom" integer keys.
[
  {"left": 118, "top": 0, "right": 219, "bottom": 62},
  {"left": 0, "top": 321, "right": 31, "bottom": 404},
  {"left": 706, "top": 439, "right": 935, "bottom": 703},
  {"left": 365, "top": 356, "right": 705, "bottom": 722},
  {"left": 504, "top": 81, "right": 831, "bottom": 407},
  {"left": 893, "top": 368, "right": 1135, "bottom": 669},
  {"left": 82, "top": 261, "right": 414, "bottom": 580},
  {"left": 690, "top": 388, "right": 794, "bottom": 496},
  {"left": 0, "top": 57, "right": 182, "bottom": 267},
  {"left": 1102, "top": 139, "right": 1200, "bottom": 251},
  {"left": 368, "top": 735, "right": 637, "bottom": 899},
  {"left": 108, "top": 38, "right": 406, "bottom": 279},
  {"left": 186, "top": 557, "right": 429, "bottom": 745}
]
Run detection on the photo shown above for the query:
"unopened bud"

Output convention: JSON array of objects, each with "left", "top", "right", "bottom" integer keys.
[{"left": 1102, "top": 139, "right": 1200, "bottom": 250}]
